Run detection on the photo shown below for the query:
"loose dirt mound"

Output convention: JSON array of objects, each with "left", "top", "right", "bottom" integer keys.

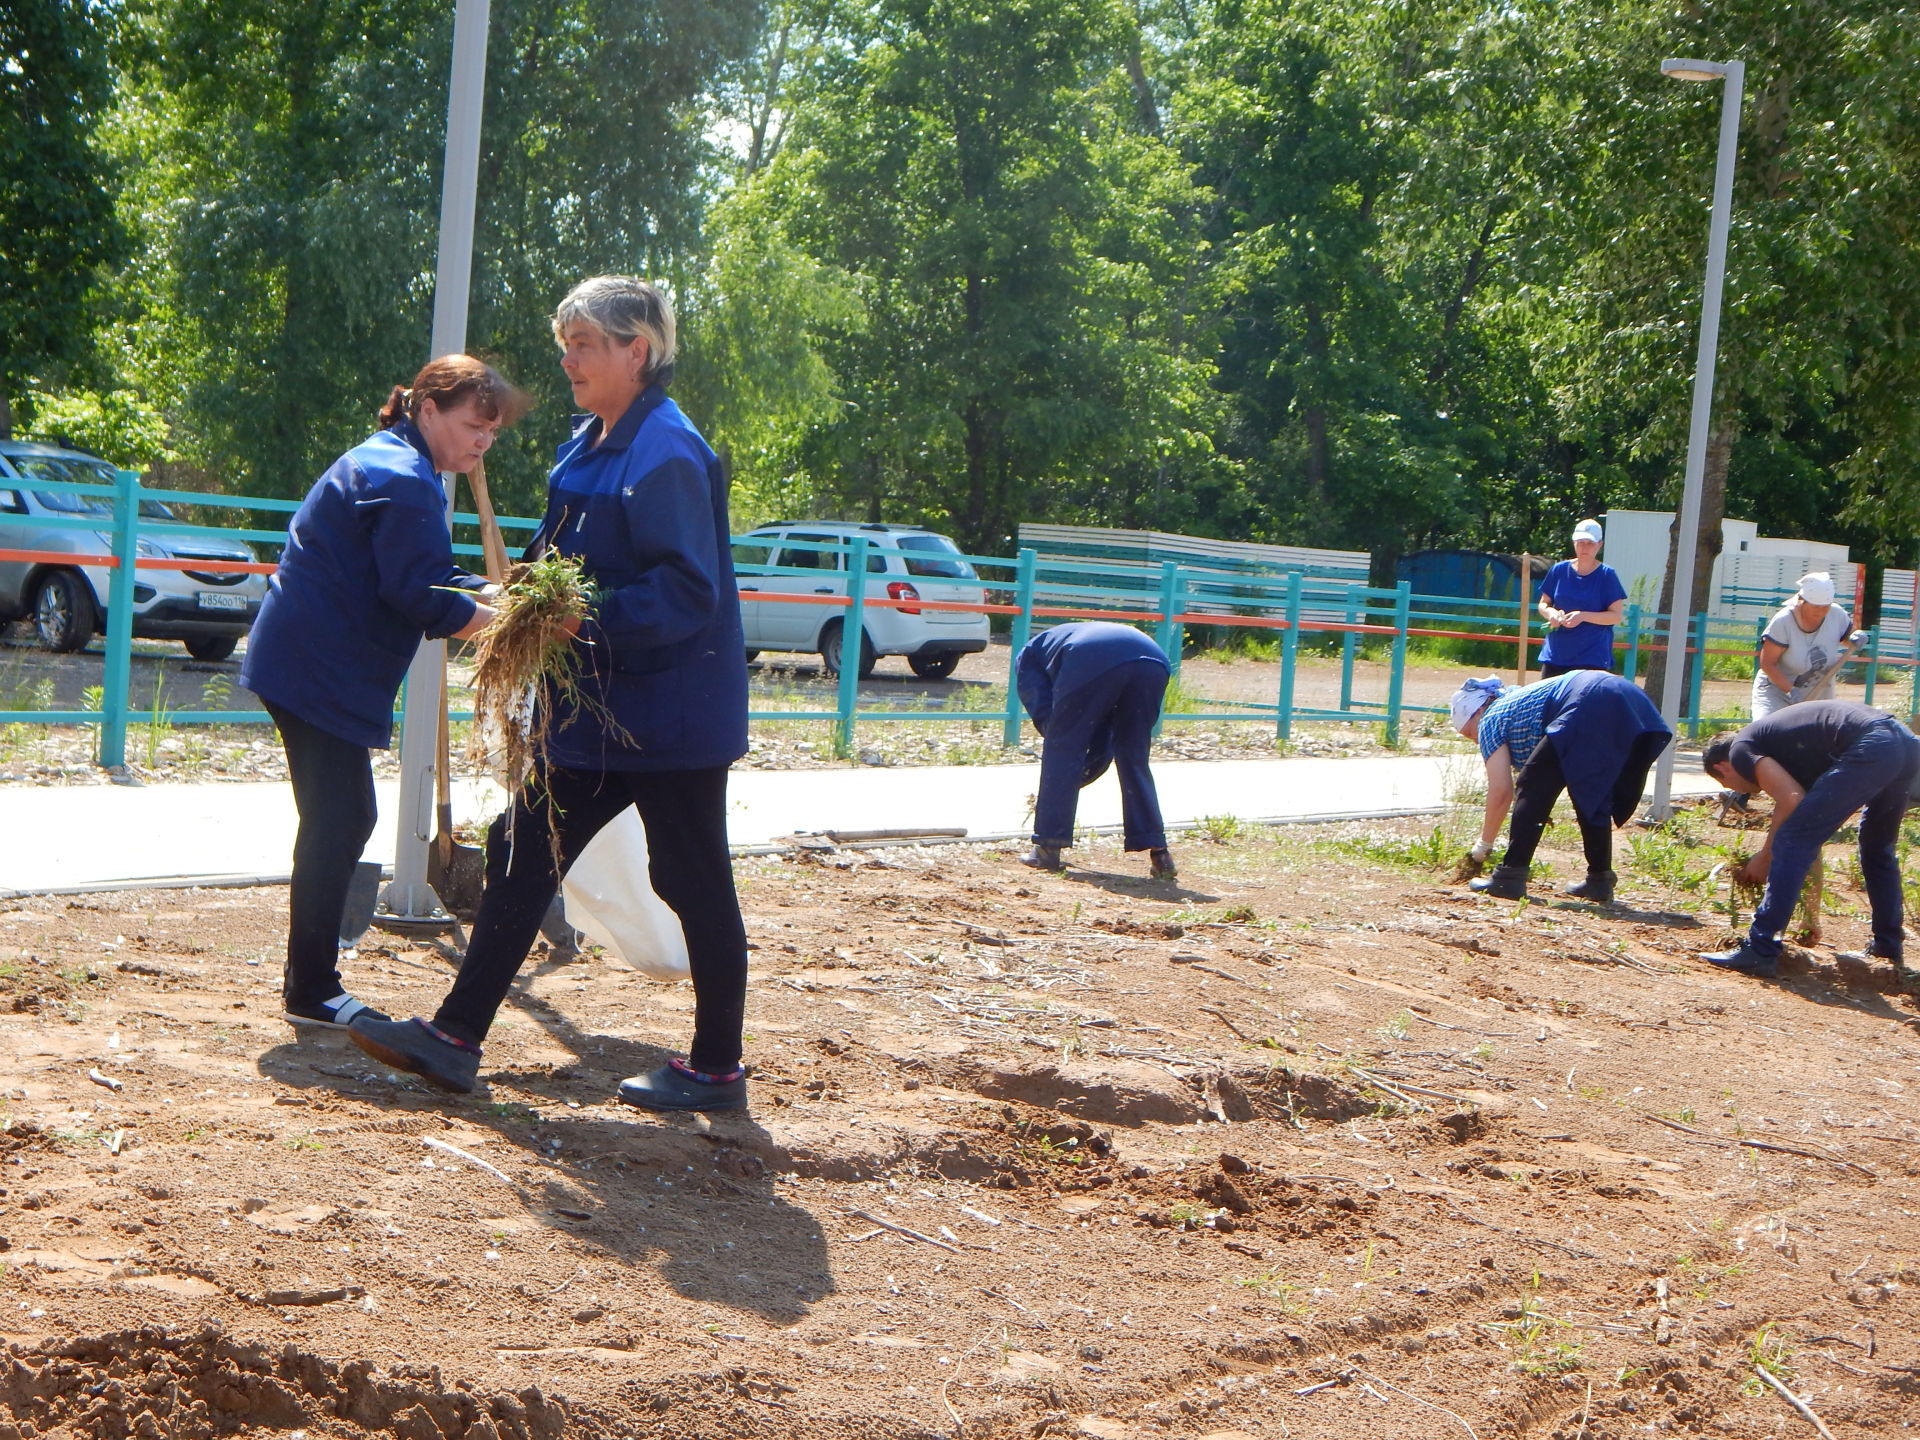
[
  {"left": 0, "top": 1325, "right": 571, "bottom": 1439},
  {"left": 1, "top": 819, "right": 1917, "bottom": 1438}
]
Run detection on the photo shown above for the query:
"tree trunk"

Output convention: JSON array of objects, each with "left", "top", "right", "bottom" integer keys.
[
  {"left": 1428, "top": 200, "right": 1504, "bottom": 390},
  {"left": 1122, "top": 43, "right": 1161, "bottom": 135},
  {"left": 0, "top": 389, "right": 11, "bottom": 441},
  {"left": 746, "top": 16, "right": 792, "bottom": 176},
  {"left": 1302, "top": 404, "right": 1330, "bottom": 524},
  {"left": 1300, "top": 299, "right": 1332, "bottom": 537},
  {"left": 1643, "top": 416, "right": 1737, "bottom": 715}
]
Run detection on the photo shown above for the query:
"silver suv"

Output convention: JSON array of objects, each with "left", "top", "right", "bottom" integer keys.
[
  {"left": 0, "top": 441, "right": 266, "bottom": 660},
  {"left": 732, "top": 522, "right": 991, "bottom": 678}
]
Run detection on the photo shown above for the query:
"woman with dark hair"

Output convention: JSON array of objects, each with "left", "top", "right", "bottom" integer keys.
[
  {"left": 240, "top": 355, "right": 526, "bottom": 1029},
  {"left": 350, "top": 277, "right": 755, "bottom": 1113}
]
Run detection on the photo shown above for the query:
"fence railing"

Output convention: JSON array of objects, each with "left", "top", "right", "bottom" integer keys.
[{"left": 3, "top": 471, "right": 1916, "bottom": 768}]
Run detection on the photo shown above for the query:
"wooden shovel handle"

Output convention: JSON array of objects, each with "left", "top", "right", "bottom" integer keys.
[{"left": 466, "top": 458, "right": 511, "bottom": 585}]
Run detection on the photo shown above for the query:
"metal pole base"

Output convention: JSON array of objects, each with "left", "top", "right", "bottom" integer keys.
[{"left": 372, "top": 881, "right": 456, "bottom": 936}]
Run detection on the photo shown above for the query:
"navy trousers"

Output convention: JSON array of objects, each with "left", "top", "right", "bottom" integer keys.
[
  {"left": 265, "top": 700, "right": 377, "bottom": 1010},
  {"left": 1032, "top": 660, "right": 1168, "bottom": 851},
  {"left": 1747, "top": 717, "right": 1919, "bottom": 960}
]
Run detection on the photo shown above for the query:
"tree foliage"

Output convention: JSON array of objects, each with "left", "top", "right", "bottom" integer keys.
[
  {"left": 19, "top": 0, "right": 1920, "bottom": 582},
  {"left": 103, "top": 0, "right": 759, "bottom": 510},
  {"left": 0, "top": 0, "right": 124, "bottom": 438}
]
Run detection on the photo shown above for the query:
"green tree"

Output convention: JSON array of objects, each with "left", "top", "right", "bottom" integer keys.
[
  {"left": 113, "top": 0, "right": 758, "bottom": 510},
  {"left": 1527, "top": 0, "right": 1920, "bottom": 695},
  {"left": 0, "top": 0, "right": 125, "bottom": 438},
  {"left": 671, "top": 182, "right": 864, "bottom": 528},
  {"left": 746, "top": 0, "right": 1224, "bottom": 554}
]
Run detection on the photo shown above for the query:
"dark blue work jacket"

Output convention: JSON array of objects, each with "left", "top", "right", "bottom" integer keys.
[
  {"left": 532, "top": 386, "right": 748, "bottom": 773},
  {"left": 1540, "top": 670, "right": 1674, "bottom": 826},
  {"left": 1016, "top": 621, "right": 1170, "bottom": 734},
  {"left": 240, "top": 420, "right": 481, "bottom": 749}
]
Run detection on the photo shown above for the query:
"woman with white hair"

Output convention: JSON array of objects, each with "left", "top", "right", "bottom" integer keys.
[
  {"left": 1751, "top": 572, "right": 1853, "bottom": 716},
  {"left": 1536, "top": 518, "right": 1628, "bottom": 677},
  {"left": 350, "top": 276, "right": 754, "bottom": 1113},
  {"left": 1451, "top": 670, "right": 1672, "bottom": 903}
]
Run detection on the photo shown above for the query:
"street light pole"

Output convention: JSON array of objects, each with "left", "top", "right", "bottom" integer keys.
[
  {"left": 1647, "top": 57, "right": 1743, "bottom": 821},
  {"left": 381, "top": 0, "right": 494, "bottom": 925}
]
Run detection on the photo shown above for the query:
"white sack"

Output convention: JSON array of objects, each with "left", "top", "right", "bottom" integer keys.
[{"left": 561, "top": 807, "right": 690, "bottom": 982}]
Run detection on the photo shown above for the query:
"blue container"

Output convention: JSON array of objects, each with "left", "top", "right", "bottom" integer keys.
[{"left": 1395, "top": 549, "right": 1534, "bottom": 605}]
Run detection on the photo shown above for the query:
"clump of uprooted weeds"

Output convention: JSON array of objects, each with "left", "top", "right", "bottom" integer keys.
[{"left": 467, "top": 553, "right": 622, "bottom": 866}]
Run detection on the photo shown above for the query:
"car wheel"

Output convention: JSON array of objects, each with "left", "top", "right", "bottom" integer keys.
[
  {"left": 744, "top": 650, "right": 760, "bottom": 663},
  {"left": 907, "top": 651, "right": 961, "bottom": 680},
  {"left": 819, "top": 621, "right": 877, "bottom": 679},
  {"left": 184, "top": 635, "right": 238, "bottom": 662},
  {"left": 33, "top": 571, "right": 96, "bottom": 653}
]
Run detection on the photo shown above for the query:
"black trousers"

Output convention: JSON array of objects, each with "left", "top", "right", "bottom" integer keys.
[
  {"left": 434, "top": 765, "right": 748, "bottom": 1073},
  {"left": 1502, "top": 742, "right": 1613, "bottom": 874},
  {"left": 266, "top": 700, "right": 378, "bottom": 1010}
]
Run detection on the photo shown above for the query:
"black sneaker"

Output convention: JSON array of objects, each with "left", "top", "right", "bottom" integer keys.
[
  {"left": 1148, "top": 847, "right": 1178, "bottom": 881},
  {"left": 617, "top": 1060, "right": 748, "bottom": 1113},
  {"left": 1700, "top": 943, "right": 1778, "bottom": 978},
  {"left": 348, "top": 1016, "right": 482, "bottom": 1094},
  {"left": 283, "top": 993, "right": 390, "bottom": 1030}
]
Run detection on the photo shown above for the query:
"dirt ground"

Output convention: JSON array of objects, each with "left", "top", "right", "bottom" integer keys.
[{"left": 3, "top": 809, "right": 1918, "bottom": 1439}]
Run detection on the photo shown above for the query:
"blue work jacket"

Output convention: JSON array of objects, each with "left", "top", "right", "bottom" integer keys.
[
  {"left": 1016, "top": 621, "right": 1170, "bottom": 734},
  {"left": 240, "top": 420, "right": 481, "bottom": 749},
  {"left": 533, "top": 386, "right": 748, "bottom": 773}
]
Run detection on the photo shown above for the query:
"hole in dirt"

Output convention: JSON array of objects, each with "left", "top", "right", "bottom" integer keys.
[
  {"left": 917, "top": 1056, "right": 1384, "bottom": 1129},
  {"left": 0, "top": 1325, "right": 583, "bottom": 1440}
]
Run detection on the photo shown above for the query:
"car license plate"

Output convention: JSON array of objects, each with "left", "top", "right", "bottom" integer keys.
[{"left": 196, "top": 592, "right": 247, "bottom": 612}]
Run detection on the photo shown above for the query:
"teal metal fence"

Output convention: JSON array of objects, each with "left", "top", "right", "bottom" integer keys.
[{"left": 3, "top": 470, "right": 1916, "bottom": 768}]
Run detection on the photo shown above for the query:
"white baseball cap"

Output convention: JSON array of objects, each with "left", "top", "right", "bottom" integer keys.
[
  {"left": 1572, "top": 519, "right": 1603, "bottom": 545},
  {"left": 1797, "top": 572, "right": 1835, "bottom": 606}
]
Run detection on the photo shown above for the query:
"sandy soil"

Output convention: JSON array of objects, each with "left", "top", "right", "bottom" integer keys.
[{"left": 2, "top": 808, "right": 1917, "bottom": 1438}]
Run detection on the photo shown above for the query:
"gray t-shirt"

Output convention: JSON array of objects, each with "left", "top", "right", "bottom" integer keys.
[{"left": 1751, "top": 602, "right": 1853, "bottom": 716}]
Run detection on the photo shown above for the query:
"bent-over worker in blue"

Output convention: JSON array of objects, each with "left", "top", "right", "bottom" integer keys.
[
  {"left": 1698, "top": 701, "right": 1920, "bottom": 978},
  {"left": 1016, "top": 621, "right": 1176, "bottom": 880},
  {"left": 349, "top": 276, "right": 755, "bottom": 1114},
  {"left": 239, "top": 355, "right": 517, "bottom": 1029},
  {"left": 1448, "top": 669, "right": 1672, "bottom": 904}
]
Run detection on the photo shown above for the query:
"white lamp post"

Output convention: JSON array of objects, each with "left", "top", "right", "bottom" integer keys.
[
  {"left": 381, "top": 0, "right": 494, "bottom": 925},
  {"left": 1647, "top": 56, "right": 1743, "bottom": 821}
]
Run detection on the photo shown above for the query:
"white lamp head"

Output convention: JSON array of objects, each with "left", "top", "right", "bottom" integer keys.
[{"left": 1662, "top": 58, "right": 1731, "bottom": 81}]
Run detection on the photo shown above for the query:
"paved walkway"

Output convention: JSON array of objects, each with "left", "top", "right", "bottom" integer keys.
[{"left": 0, "top": 753, "right": 1722, "bottom": 895}]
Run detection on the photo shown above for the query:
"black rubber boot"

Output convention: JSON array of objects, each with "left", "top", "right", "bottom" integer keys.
[
  {"left": 617, "top": 1061, "right": 748, "bottom": 1113},
  {"left": 1469, "top": 863, "right": 1529, "bottom": 900},
  {"left": 348, "top": 1017, "right": 482, "bottom": 1094},
  {"left": 1563, "top": 870, "right": 1617, "bottom": 904}
]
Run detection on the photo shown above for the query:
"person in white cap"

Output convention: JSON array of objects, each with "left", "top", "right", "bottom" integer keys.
[
  {"left": 1535, "top": 519, "right": 1628, "bottom": 677},
  {"left": 1751, "top": 572, "right": 1854, "bottom": 717}
]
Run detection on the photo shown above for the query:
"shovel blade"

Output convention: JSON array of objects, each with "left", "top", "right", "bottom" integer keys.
[
  {"left": 431, "top": 841, "right": 488, "bottom": 921},
  {"left": 338, "top": 861, "right": 384, "bottom": 949}
]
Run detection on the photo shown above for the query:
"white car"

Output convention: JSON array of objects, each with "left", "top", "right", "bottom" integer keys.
[
  {"left": 733, "top": 522, "right": 991, "bottom": 678},
  {"left": 0, "top": 441, "right": 267, "bottom": 661}
]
